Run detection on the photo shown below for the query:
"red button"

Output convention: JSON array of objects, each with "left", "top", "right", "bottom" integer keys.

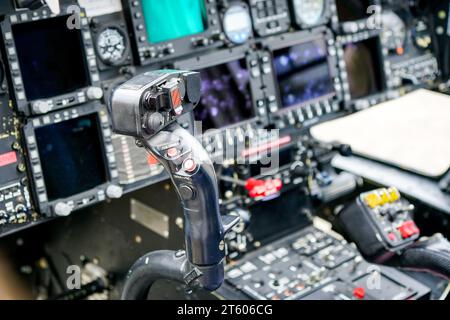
[
  {"left": 388, "top": 233, "right": 397, "bottom": 241},
  {"left": 398, "top": 221, "right": 420, "bottom": 239},
  {"left": 353, "top": 287, "right": 365, "bottom": 299},
  {"left": 182, "top": 158, "right": 197, "bottom": 172},
  {"left": 245, "top": 178, "right": 283, "bottom": 198},
  {"left": 166, "top": 147, "right": 179, "bottom": 158},
  {"left": 245, "top": 178, "right": 264, "bottom": 191}
]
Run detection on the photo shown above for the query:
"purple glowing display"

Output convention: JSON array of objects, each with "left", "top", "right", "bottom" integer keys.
[
  {"left": 273, "top": 39, "right": 335, "bottom": 109},
  {"left": 194, "top": 59, "right": 254, "bottom": 131}
]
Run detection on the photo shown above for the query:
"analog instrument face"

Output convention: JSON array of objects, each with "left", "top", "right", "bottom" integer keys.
[
  {"left": 96, "top": 27, "right": 127, "bottom": 65},
  {"left": 381, "top": 11, "right": 407, "bottom": 55},
  {"left": 223, "top": 3, "right": 252, "bottom": 44},
  {"left": 293, "top": 0, "right": 325, "bottom": 26}
]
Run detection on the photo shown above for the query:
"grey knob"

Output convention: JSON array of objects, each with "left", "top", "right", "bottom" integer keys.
[
  {"left": 87, "top": 86, "right": 104, "bottom": 100},
  {"left": 32, "top": 100, "right": 51, "bottom": 114},
  {"left": 54, "top": 202, "right": 73, "bottom": 217},
  {"left": 106, "top": 185, "right": 123, "bottom": 199}
]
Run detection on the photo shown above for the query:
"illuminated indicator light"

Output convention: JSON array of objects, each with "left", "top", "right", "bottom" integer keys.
[
  {"left": 0, "top": 151, "right": 17, "bottom": 167},
  {"left": 171, "top": 88, "right": 181, "bottom": 107},
  {"left": 170, "top": 88, "right": 183, "bottom": 115},
  {"left": 396, "top": 47, "right": 404, "bottom": 55},
  {"left": 353, "top": 287, "right": 365, "bottom": 299},
  {"left": 147, "top": 154, "right": 159, "bottom": 165}
]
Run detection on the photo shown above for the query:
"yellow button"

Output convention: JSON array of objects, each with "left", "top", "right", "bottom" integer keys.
[
  {"left": 379, "top": 189, "right": 390, "bottom": 205},
  {"left": 388, "top": 187, "right": 400, "bottom": 202},
  {"left": 365, "top": 193, "right": 381, "bottom": 208}
]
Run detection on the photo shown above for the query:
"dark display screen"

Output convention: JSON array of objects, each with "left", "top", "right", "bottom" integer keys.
[
  {"left": 273, "top": 39, "right": 334, "bottom": 109},
  {"left": 142, "top": 0, "right": 208, "bottom": 44},
  {"left": 12, "top": 15, "right": 90, "bottom": 100},
  {"left": 35, "top": 113, "right": 107, "bottom": 201},
  {"left": 336, "top": 0, "right": 371, "bottom": 22},
  {"left": 194, "top": 59, "right": 254, "bottom": 131},
  {"left": 249, "top": 147, "right": 292, "bottom": 177},
  {"left": 249, "top": 189, "right": 310, "bottom": 243},
  {"left": 343, "top": 37, "right": 384, "bottom": 99}
]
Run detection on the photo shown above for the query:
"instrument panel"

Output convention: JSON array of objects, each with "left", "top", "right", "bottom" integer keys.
[{"left": 0, "top": 0, "right": 446, "bottom": 260}]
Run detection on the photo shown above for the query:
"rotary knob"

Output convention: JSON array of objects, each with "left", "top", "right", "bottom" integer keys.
[
  {"left": 32, "top": 100, "right": 51, "bottom": 114},
  {"left": 54, "top": 202, "right": 73, "bottom": 217},
  {"left": 86, "top": 86, "right": 104, "bottom": 100},
  {"left": 106, "top": 185, "right": 123, "bottom": 199}
]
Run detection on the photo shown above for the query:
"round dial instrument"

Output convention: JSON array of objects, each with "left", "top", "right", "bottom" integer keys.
[
  {"left": 293, "top": 0, "right": 326, "bottom": 26},
  {"left": 96, "top": 27, "right": 127, "bottom": 65},
  {"left": 381, "top": 11, "right": 407, "bottom": 55},
  {"left": 222, "top": 3, "right": 252, "bottom": 44}
]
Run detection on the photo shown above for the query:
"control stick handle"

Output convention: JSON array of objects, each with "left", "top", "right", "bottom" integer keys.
[
  {"left": 144, "top": 123, "right": 234, "bottom": 289},
  {"left": 111, "top": 70, "right": 239, "bottom": 296}
]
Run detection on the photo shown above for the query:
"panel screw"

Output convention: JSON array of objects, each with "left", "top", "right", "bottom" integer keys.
[
  {"left": 17, "top": 163, "right": 26, "bottom": 172},
  {"left": 135, "top": 139, "right": 143, "bottom": 148}
]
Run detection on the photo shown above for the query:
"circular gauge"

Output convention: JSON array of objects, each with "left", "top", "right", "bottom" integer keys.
[
  {"left": 293, "top": 0, "right": 325, "bottom": 26},
  {"left": 380, "top": 11, "right": 407, "bottom": 55},
  {"left": 412, "top": 19, "right": 432, "bottom": 50},
  {"left": 96, "top": 27, "right": 127, "bottom": 66},
  {"left": 222, "top": 3, "right": 252, "bottom": 44}
]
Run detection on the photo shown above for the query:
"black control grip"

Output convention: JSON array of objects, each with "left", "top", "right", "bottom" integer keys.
[
  {"left": 399, "top": 234, "right": 450, "bottom": 279},
  {"left": 144, "top": 123, "right": 225, "bottom": 267}
]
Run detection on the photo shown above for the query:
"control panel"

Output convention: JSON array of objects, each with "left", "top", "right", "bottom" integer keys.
[
  {"left": 219, "top": 225, "right": 430, "bottom": 300},
  {"left": 0, "top": 0, "right": 443, "bottom": 237},
  {"left": 249, "top": 0, "right": 291, "bottom": 37},
  {"left": 380, "top": 4, "right": 440, "bottom": 89},
  {"left": 339, "top": 187, "right": 420, "bottom": 262},
  {"left": 0, "top": 51, "right": 35, "bottom": 235}
]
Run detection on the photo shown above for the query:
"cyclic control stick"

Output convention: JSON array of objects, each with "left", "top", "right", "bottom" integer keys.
[{"left": 110, "top": 70, "right": 239, "bottom": 299}]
